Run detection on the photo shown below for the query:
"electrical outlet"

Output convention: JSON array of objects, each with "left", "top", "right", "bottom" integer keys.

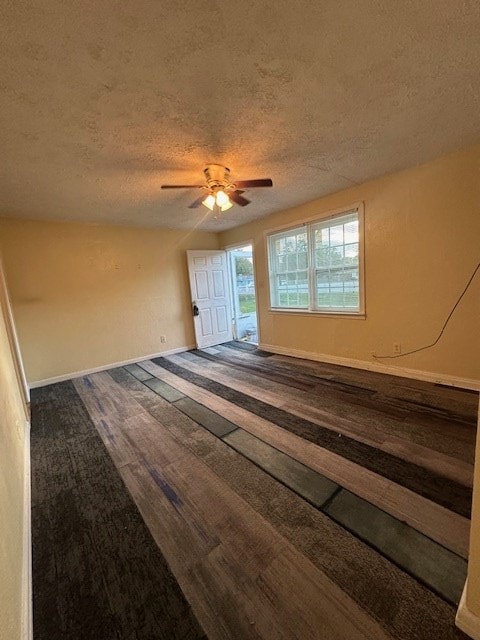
[
  {"left": 160, "top": 335, "right": 166, "bottom": 343},
  {"left": 393, "top": 342, "right": 401, "bottom": 355}
]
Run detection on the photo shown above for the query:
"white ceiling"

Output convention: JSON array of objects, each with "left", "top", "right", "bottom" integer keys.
[{"left": 1, "top": 1, "right": 480, "bottom": 231}]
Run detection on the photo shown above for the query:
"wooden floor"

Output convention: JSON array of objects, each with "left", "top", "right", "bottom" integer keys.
[{"left": 33, "top": 343, "right": 478, "bottom": 640}]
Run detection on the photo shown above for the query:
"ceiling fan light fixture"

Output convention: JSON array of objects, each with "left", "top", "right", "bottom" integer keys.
[
  {"left": 202, "top": 189, "right": 233, "bottom": 212},
  {"left": 162, "top": 164, "right": 273, "bottom": 211},
  {"left": 202, "top": 194, "right": 216, "bottom": 210},
  {"left": 215, "top": 190, "right": 230, "bottom": 208}
]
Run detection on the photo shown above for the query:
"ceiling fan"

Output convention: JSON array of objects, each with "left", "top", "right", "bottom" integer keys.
[{"left": 161, "top": 164, "right": 273, "bottom": 212}]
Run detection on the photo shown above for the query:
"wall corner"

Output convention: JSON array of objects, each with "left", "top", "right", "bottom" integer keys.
[{"left": 457, "top": 582, "right": 480, "bottom": 639}]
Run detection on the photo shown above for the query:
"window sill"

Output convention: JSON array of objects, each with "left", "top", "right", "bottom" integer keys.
[{"left": 268, "top": 308, "right": 366, "bottom": 319}]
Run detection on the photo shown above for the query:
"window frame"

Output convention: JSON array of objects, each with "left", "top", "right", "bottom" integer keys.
[{"left": 265, "top": 202, "right": 365, "bottom": 317}]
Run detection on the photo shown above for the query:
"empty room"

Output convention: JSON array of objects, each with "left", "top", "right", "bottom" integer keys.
[{"left": 1, "top": 2, "right": 480, "bottom": 639}]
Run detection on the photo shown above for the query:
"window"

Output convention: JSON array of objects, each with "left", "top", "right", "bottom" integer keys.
[{"left": 267, "top": 207, "right": 363, "bottom": 314}]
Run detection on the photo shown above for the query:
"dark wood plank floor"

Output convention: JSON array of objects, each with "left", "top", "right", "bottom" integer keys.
[
  {"left": 32, "top": 344, "right": 478, "bottom": 640},
  {"left": 31, "top": 381, "right": 207, "bottom": 640}
]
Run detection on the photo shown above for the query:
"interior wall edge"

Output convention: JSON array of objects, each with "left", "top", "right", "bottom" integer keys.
[
  {"left": 0, "top": 258, "right": 30, "bottom": 416},
  {"left": 28, "top": 345, "right": 195, "bottom": 389},
  {"left": 259, "top": 342, "right": 480, "bottom": 391},
  {"left": 456, "top": 582, "right": 480, "bottom": 640},
  {"left": 0, "top": 252, "right": 29, "bottom": 639}
]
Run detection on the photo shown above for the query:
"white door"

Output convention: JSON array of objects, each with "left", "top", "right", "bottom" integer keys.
[{"left": 187, "top": 250, "right": 233, "bottom": 348}]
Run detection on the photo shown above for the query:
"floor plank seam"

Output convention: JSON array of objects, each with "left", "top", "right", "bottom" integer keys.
[{"left": 320, "top": 485, "right": 343, "bottom": 511}]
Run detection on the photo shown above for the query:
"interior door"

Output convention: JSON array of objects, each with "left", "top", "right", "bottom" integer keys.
[{"left": 187, "top": 250, "right": 233, "bottom": 348}]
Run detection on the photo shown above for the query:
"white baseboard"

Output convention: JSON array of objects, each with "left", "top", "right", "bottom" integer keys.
[
  {"left": 29, "top": 345, "right": 195, "bottom": 389},
  {"left": 456, "top": 582, "right": 480, "bottom": 639},
  {"left": 21, "top": 420, "right": 32, "bottom": 640},
  {"left": 259, "top": 343, "right": 480, "bottom": 391}
]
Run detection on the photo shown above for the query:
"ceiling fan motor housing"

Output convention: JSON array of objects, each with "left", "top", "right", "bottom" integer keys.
[{"left": 204, "top": 164, "right": 234, "bottom": 191}]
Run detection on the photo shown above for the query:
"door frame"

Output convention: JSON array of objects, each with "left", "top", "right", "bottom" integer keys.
[{"left": 224, "top": 240, "right": 260, "bottom": 345}]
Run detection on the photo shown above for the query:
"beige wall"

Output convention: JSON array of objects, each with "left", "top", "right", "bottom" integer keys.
[
  {"left": 0, "top": 262, "right": 28, "bottom": 640},
  {"left": 220, "top": 142, "right": 480, "bottom": 383},
  {"left": 0, "top": 219, "right": 219, "bottom": 383}
]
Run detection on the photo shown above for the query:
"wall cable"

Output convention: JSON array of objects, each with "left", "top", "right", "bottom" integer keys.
[{"left": 373, "top": 260, "right": 480, "bottom": 359}]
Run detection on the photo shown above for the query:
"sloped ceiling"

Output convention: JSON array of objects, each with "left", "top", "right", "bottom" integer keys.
[{"left": 1, "top": 1, "right": 480, "bottom": 231}]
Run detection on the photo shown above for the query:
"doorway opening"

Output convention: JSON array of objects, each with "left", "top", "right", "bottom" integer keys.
[{"left": 227, "top": 244, "right": 258, "bottom": 345}]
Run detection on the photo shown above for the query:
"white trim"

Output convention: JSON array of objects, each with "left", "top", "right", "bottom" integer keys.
[
  {"left": 28, "top": 345, "right": 195, "bottom": 389},
  {"left": 0, "top": 257, "right": 30, "bottom": 416},
  {"left": 251, "top": 242, "right": 261, "bottom": 345},
  {"left": 456, "top": 582, "right": 480, "bottom": 639},
  {"left": 262, "top": 201, "right": 364, "bottom": 236},
  {"left": 21, "top": 420, "right": 32, "bottom": 640},
  {"left": 268, "top": 309, "right": 366, "bottom": 319},
  {"left": 223, "top": 238, "right": 255, "bottom": 251},
  {"left": 224, "top": 242, "right": 261, "bottom": 346},
  {"left": 259, "top": 342, "right": 480, "bottom": 391}
]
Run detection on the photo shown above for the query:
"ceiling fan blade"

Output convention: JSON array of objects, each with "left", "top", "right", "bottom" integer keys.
[
  {"left": 161, "top": 184, "right": 204, "bottom": 189},
  {"left": 188, "top": 195, "right": 208, "bottom": 209},
  {"left": 233, "top": 178, "right": 273, "bottom": 188},
  {"left": 230, "top": 191, "right": 251, "bottom": 207}
]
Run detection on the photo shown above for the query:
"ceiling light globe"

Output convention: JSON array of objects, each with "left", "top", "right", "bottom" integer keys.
[
  {"left": 202, "top": 194, "right": 216, "bottom": 210},
  {"left": 215, "top": 190, "right": 230, "bottom": 207}
]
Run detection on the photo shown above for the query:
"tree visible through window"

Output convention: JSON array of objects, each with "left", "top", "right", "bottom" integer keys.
[{"left": 267, "top": 209, "right": 363, "bottom": 313}]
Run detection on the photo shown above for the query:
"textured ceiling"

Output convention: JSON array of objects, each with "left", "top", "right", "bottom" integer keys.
[{"left": 1, "top": 1, "right": 480, "bottom": 231}]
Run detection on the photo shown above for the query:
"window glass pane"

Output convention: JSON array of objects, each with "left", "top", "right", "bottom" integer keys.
[
  {"left": 287, "top": 253, "right": 297, "bottom": 271},
  {"left": 299, "top": 291, "right": 309, "bottom": 306},
  {"left": 329, "top": 246, "right": 344, "bottom": 266},
  {"left": 330, "top": 268, "right": 344, "bottom": 282},
  {"left": 298, "top": 270, "right": 308, "bottom": 285},
  {"left": 315, "top": 268, "right": 359, "bottom": 308},
  {"left": 298, "top": 251, "right": 308, "bottom": 270},
  {"left": 268, "top": 211, "right": 360, "bottom": 312},
  {"left": 316, "top": 269, "right": 329, "bottom": 284},
  {"left": 278, "top": 291, "right": 309, "bottom": 308},
  {"left": 297, "top": 232, "right": 307, "bottom": 251},
  {"left": 329, "top": 224, "right": 344, "bottom": 246},
  {"left": 344, "top": 220, "right": 358, "bottom": 243},
  {"left": 343, "top": 267, "right": 358, "bottom": 281},
  {"left": 269, "top": 226, "right": 309, "bottom": 308},
  {"left": 344, "top": 242, "right": 358, "bottom": 260},
  {"left": 315, "top": 248, "right": 328, "bottom": 268},
  {"left": 312, "top": 212, "right": 360, "bottom": 311}
]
